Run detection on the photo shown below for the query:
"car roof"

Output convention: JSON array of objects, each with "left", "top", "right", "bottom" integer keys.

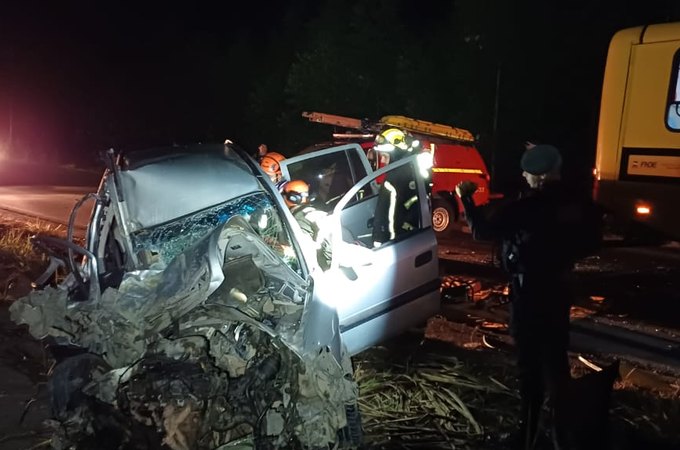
[{"left": 115, "top": 144, "right": 264, "bottom": 231}]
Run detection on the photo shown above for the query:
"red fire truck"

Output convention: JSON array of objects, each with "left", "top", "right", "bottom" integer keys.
[{"left": 302, "top": 112, "right": 494, "bottom": 237}]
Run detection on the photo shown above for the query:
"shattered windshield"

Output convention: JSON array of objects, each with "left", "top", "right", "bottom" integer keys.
[{"left": 130, "top": 191, "right": 302, "bottom": 276}]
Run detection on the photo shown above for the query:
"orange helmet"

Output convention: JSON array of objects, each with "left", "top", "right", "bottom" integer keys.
[
  {"left": 266, "top": 151, "right": 285, "bottom": 163},
  {"left": 260, "top": 154, "right": 283, "bottom": 182},
  {"left": 282, "top": 180, "right": 310, "bottom": 208}
]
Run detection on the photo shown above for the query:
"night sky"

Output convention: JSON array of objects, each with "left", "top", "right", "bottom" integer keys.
[{"left": 1, "top": 0, "right": 680, "bottom": 187}]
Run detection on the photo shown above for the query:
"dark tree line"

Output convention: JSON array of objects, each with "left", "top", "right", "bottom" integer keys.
[
  {"left": 1, "top": 0, "right": 680, "bottom": 188},
  {"left": 244, "top": 0, "right": 680, "bottom": 188}
]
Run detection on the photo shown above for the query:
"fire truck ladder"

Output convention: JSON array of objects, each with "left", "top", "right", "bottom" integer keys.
[{"left": 302, "top": 111, "right": 475, "bottom": 143}]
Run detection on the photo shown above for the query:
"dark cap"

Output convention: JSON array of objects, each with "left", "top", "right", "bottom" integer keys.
[{"left": 520, "top": 144, "right": 562, "bottom": 175}]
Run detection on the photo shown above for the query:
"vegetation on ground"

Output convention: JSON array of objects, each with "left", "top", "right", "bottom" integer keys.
[{"left": 0, "top": 218, "right": 66, "bottom": 302}]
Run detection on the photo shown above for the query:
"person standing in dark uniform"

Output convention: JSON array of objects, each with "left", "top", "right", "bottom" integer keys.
[{"left": 456, "top": 144, "right": 601, "bottom": 450}]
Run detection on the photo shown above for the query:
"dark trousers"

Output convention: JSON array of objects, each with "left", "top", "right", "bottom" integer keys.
[{"left": 510, "top": 273, "right": 572, "bottom": 448}]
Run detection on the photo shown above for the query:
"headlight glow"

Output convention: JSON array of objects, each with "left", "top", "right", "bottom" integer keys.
[{"left": 416, "top": 152, "right": 434, "bottom": 178}]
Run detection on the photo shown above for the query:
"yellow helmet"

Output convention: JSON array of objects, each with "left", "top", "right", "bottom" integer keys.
[
  {"left": 282, "top": 179, "right": 310, "bottom": 208},
  {"left": 375, "top": 128, "right": 408, "bottom": 152}
]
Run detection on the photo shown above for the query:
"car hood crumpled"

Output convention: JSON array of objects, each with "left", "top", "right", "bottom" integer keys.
[{"left": 10, "top": 220, "right": 358, "bottom": 449}]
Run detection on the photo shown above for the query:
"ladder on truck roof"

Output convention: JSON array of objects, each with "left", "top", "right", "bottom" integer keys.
[{"left": 302, "top": 111, "right": 475, "bottom": 143}]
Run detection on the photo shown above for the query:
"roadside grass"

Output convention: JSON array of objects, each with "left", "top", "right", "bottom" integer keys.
[
  {"left": 0, "top": 218, "right": 67, "bottom": 301},
  {"left": 0, "top": 220, "right": 64, "bottom": 258}
]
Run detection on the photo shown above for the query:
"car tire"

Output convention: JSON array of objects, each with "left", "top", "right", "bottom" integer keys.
[{"left": 432, "top": 199, "right": 457, "bottom": 237}]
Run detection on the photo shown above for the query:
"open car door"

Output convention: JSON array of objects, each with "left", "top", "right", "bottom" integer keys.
[
  {"left": 314, "top": 156, "right": 440, "bottom": 355},
  {"left": 279, "top": 143, "right": 372, "bottom": 213}
]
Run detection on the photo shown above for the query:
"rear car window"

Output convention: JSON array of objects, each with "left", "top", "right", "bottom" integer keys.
[{"left": 666, "top": 48, "right": 680, "bottom": 131}]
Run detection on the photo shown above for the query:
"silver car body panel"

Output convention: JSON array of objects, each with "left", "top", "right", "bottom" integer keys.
[
  {"left": 329, "top": 157, "right": 439, "bottom": 355},
  {"left": 282, "top": 147, "right": 440, "bottom": 356}
]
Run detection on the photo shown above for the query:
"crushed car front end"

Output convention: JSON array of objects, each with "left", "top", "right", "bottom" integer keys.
[{"left": 10, "top": 144, "right": 361, "bottom": 449}]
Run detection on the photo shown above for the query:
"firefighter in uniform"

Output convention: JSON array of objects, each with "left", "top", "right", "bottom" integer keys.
[
  {"left": 456, "top": 144, "right": 601, "bottom": 449},
  {"left": 372, "top": 128, "right": 422, "bottom": 247},
  {"left": 282, "top": 180, "right": 332, "bottom": 270}
]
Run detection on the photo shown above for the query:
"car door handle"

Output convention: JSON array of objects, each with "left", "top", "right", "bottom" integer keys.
[
  {"left": 339, "top": 266, "right": 358, "bottom": 280},
  {"left": 415, "top": 250, "right": 432, "bottom": 267}
]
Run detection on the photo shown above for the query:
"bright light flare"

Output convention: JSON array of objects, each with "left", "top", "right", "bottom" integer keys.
[
  {"left": 592, "top": 167, "right": 601, "bottom": 181},
  {"left": 416, "top": 152, "right": 433, "bottom": 178},
  {"left": 257, "top": 213, "right": 268, "bottom": 230},
  {"left": 635, "top": 205, "right": 651, "bottom": 215}
]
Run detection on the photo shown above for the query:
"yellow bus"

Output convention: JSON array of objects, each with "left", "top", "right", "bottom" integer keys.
[{"left": 594, "top": 22, "right": 680, "bottom": 238}]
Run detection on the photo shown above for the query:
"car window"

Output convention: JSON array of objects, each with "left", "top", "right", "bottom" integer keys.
[
  {"left": 286, "top": 151, "right": 356, "bottom": 212},
  {"left": 347, "top": 146, "right": 370, "bottom": 180},
  {"left": 129, "top": 191, "right": 303, "bottom": 276},
  {"left": 339, "top": 162, "right": 423, "bottom": 248},
  {"left": 666, "top": 49, "right": 680, "bottom": 131}
]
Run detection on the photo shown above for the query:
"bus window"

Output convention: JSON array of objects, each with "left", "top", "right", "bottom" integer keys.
[{"left": 666, "top": 49, "right": 680, "bottom": 131}]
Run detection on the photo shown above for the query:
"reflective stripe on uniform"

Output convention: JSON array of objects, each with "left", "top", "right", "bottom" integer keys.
[{"left": 384, "top": 180, "right": 397, "bottom": 240}]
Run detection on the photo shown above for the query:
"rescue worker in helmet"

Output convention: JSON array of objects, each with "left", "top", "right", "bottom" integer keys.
[
  {"left": 282, "top": 180, "right": 332, "bottom": 270},
  {"left": 373, "top": 127, "right": 421, "bottom": 164},
  {"left": 455, "top": 144, "right": 602, "bottom": 449},
  {"left": 260, "top": 152, "right": 287, "bottom": 189},
  {"left": 371, "top": 128, "right": 422, "bottom": 247}
]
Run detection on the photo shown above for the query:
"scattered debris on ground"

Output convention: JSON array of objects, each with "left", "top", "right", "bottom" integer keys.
[
  {"left": 355, "top": 345, "right": 517, "bottom": 449},
  {"left": 2, "top": 218, "right": 680, "bottom": 449}
]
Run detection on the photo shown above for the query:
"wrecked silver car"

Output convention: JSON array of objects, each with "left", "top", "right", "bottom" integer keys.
[{"left": 10, "top": 143, "right": 440, "bottom": 449}]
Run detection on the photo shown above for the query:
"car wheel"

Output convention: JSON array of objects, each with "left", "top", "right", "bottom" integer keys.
[{"left": 432, "top": 199, "right": 457, "bottom": 237}]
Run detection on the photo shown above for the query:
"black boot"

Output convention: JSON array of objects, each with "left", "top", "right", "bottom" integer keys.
[{"left": 501, "top": 404, "right": 540, "bottom": 450}]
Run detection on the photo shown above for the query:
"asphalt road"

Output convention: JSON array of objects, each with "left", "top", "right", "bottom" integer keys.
[{"left": 0, "top": 186, "right": 93, "bottom": 229}]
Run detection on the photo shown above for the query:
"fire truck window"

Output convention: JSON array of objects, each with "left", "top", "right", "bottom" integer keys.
[{"left": 666, "top": 49, "right": 680, "bottom": 131}]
